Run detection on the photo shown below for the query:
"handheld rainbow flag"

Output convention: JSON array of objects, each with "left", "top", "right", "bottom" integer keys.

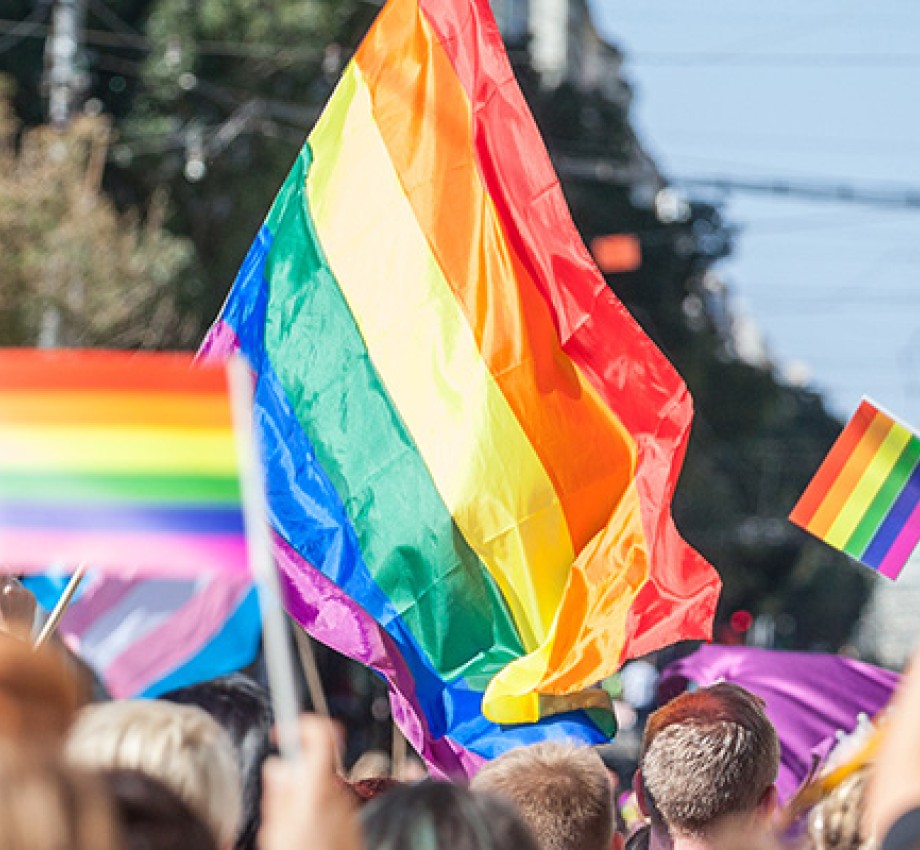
[
  {"left": 790, "top": 398, "right": 920, "bottom": 580},
  {"left": 202, "top": 0, "right": 720, "bottom": 773},
  {"left": 0, "top": 350, "right": 249, "bottom": 577}
]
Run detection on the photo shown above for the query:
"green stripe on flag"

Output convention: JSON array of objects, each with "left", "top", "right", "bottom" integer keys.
[
  {"left": 845, "top": 435, "right": 920, "bottom": 558},
  {"left": 0, "top": 471, "right": 241, "bottom": 504},
  {"left": 261, "top": 147, "right": 525, "bottom": 682}
]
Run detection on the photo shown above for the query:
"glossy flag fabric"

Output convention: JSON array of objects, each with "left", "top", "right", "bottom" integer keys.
[
  {"left": 791, "top": 398, "right": 920, "bottom": 580},
  {"left": 202, "top": 0, "right": 720, "bottom": 774},
  {"left": 0, "top": 350, "right": 249, "bottom": 577}
]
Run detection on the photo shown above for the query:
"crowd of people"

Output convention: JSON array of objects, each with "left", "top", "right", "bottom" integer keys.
[{"left": 3, "top": 573, "right": 920, "bottom": 850}]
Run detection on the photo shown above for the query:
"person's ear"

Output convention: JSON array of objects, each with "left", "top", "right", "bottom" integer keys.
[
  {"left": 757, "top": 784, "right": 778, "bottom": 818},
  {"left": 633, "top": 769, "right": 650, "bottom": 818}
]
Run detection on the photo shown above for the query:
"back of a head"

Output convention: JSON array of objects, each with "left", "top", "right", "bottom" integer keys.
[
  {"left": 640, "top": 683, "right": 780, "bottom": 837},
  {"left": 471, "top": 741, "right": 613, "bottom": 850},
  {"left": 0, "top": 746, "right": 120, "bottom": 850},
  {"left": 361, "top": 779, "right": 539, "bottom": 850},
  {"left": 161, "top": 674, "right": 273, "bottom": 850},
  {"left": 0, "top": 635, "right": 88, "bottom": 744},
  {"left": 102, "top": 768, "right": 219, "bottom": 850},
  {"left": 66, "top": 699, "right": 241, "bottom": 849},
  {"left": 807, "top": 767, "right": 872, "bottom": 850}
]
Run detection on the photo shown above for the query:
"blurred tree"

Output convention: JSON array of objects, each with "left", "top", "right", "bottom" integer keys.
[
  {"left": 0, "top": 85, "right": 201, "bottom": 347},
  {"left": 0, "top": 1, "right": 871, "bottom": 649}
]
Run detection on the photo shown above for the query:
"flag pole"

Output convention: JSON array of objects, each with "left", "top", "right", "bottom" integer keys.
[
  {"left": 293, "top": 625, "right": 330, "bottom": 717},
  {"left": 33, "top": 564, "right": 87, "bottom": 649},
  {"left": 228, "top": 356, "right": 302, "bottom": 760},
  {"left": 391, "top": 719, "right": 407, "bottom": 778}
]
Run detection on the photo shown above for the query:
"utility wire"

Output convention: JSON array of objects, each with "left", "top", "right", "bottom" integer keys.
[
  {"left": 0, "top": 3, "right": 51, "bottom": 56},
  {"left": 88, "top": 0, "right": 140, "bottom": 36},
  {"left": 631, "top": 51, "right": 920, "bottom": 68}
]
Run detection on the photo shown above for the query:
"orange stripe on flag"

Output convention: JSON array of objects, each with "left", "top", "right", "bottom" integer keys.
[
  {"left": 354, "top": 2, "right": 634, "bottom": 554},
  {"left": 790, "top": 400, "right": 877, "bottom": 529},
  {"left": 803, "top": 407, "right": 894, "bottom": 539}
]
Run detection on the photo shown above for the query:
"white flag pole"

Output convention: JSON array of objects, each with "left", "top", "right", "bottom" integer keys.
[
  {"left": 33, "top": 563, "right": 88, "bottom": 649},
  {"left": 227, "top": 355, "right": 302, "bottom": 759}
]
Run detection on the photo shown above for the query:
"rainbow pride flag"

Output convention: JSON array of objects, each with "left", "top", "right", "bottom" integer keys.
[
  {"left": 0, "top": 350, "right": 249, "bottom": 577},
  {"left": 202, "top": 0, "right": 720, "bottom": 773},
  {"left": 790, "top": 398, "right": 920, "bottom": 580}
]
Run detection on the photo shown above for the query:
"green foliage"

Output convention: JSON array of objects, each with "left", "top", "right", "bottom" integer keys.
[
  {"left": 0, "top": 93, "right": 202, "bottom": 348},
  {"left": 0, "top": 0, "right": 870, "bottom": 648}
]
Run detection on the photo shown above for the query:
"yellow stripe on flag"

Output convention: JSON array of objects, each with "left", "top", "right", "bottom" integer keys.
[
  {"left": 825, "top": 421, "right": 911, "bottom": 548},
  {"left": 307, "top": 64, "right": 575, "bottom": 650}
]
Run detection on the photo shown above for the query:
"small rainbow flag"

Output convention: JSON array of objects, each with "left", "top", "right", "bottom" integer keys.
[
  {"left": 0, "top": 350, "right": 250, "bottom": 577},
  {"left": 790, "top": 398, "right": 920, "bottom": 580}
]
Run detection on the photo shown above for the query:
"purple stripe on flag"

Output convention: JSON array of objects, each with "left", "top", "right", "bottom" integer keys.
[
  {"left": 103, "top": 574, "right": 252, "bottom": 698},
  {"left": 862, "top": 461, "right": 920, "bottom": 569},
  {"left": 199, "top": 320, "right": 241, "bottom": 360},
  {"left": 0, "top": 501, "right": 245, "bottom": 534},
  {"left": 272, "top": 534, "right": 484, "bottom": 779}
]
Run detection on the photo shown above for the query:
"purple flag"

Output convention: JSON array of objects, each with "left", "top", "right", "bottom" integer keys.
[{"left": 659, "top": 645, "right": 898, "bottom": 802}]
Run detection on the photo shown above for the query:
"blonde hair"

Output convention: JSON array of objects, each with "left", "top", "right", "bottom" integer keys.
[
  {"left": 472, "top": 741, "right": 613, "bottom": 850},
  {"left": 0, "top": 745, "right": 120, "bottom": 850},
  {"left": 66, "top": 700, "right": 240, "bottom": 848},
  {"left": 807, "top": 767, "right": 874, "bottom": 850}
]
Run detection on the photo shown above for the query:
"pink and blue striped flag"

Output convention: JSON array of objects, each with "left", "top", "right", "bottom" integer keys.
[{"left": 26, "top": 572, "right": 261, "bottom": 698}]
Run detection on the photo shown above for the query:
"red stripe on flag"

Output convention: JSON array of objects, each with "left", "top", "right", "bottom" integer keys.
[{"left": 790, "top": 400, "right": 877, "bottom": 529}]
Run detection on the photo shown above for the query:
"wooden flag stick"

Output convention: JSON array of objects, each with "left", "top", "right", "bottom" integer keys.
[
  {"left": 293, "top": 626, "right": 330, "bottom": 718},
  {"left": 292, "top": 624, "right": 345, "bottom": 772},
  {"left": 228, "top": 356, "right": 302, "bottom": 760},
  {"left": 391, "top": 719, "right": 407, "bottom": 779},
  {"left": 33, "top": 564, "right": 87, "bottom": 649}
]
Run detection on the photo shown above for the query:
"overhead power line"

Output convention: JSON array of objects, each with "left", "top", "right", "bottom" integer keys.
[
  {"left": 631, "top": 52, "right": 920, "bottom": 68},
  {"left": 674, "top": 174, "right": 920, "bottom": 210},
  {"left": 556, "top": 155, "right": 920, "bottom": 211},
  {"left": 0, "top": 3, "right": 51, "bottom": 56}
]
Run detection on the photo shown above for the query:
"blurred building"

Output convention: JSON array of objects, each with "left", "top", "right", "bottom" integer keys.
[
  {"left": 491, "top": 0, "right": 630, "bottom": 104},
  {"left": 855, "top": 553, "right": 920, "bottom": 668}
]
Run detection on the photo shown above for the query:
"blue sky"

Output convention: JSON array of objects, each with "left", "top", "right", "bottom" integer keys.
[{"left": 588, "top": 0, "right": 920, "bottom": 428}]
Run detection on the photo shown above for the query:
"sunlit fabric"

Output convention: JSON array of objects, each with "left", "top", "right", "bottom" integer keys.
[{"left": 201, "top": 0, "right": 720, "bottom": 776}]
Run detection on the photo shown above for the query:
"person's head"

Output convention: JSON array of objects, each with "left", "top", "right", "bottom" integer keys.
[
  {"left": 0, "top": 634, "right": 88, "bottom": 744},
  {"left": 161, "top": 674, "right": 273, "bottom": 850},
  {"left": 65, "top": 699, "right": 241, "bottom": 849},
  {"left": 806, "top": 767, "right": 871, "bottom": 850},
  {"left": 636, "top": 683, "right": 780, "bottom": 840},
  {"left": 101, "top": 768, "right": 218, "bottom": 850},
  {"left": 0, "top": 745, "right": 121, "bottom": 850},
  {"left": 361, "top": 779, "right": 539, "bottom": 850},
  {"left": 471, "top": 741, "right": 614, "bottom": 850}
]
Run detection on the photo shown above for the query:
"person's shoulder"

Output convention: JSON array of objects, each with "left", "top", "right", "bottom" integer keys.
[{"left": 882, "top": 807, "right": 920, "bottom": 850}]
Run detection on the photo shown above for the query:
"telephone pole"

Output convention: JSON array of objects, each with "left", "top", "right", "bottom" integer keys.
[{"left": 45, "top": 0, "right": 87, "bottom": 128}]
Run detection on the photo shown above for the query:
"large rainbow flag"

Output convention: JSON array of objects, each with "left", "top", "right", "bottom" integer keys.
[
  {"left": 202, "top": 0, "right": 720, "bottom": 773},
  {"left": 790, "top": 398, "right": 920, "bottom": 580},
  {"left": 0, "top": 350, "right": 248, "bottom": 577}
]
